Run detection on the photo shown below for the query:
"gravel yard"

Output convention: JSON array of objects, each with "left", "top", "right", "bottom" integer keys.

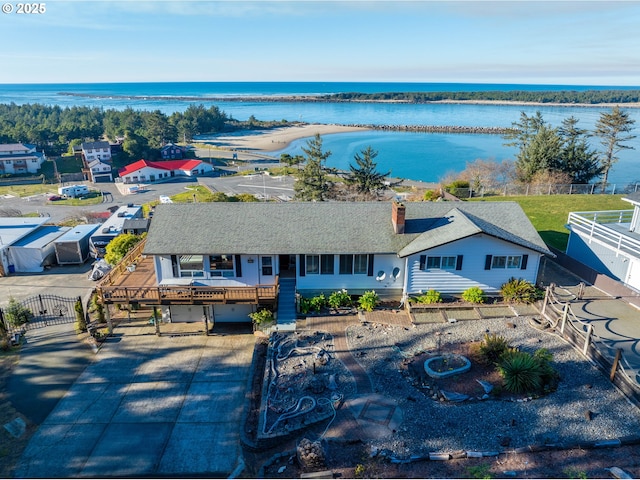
[{"left": 345, "top": 316, "right": 640, "bottom": 456}]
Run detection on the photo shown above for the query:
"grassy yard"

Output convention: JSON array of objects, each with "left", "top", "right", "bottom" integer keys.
[{"left": 470, "top": 194, "right": 630, "bottom": 251}]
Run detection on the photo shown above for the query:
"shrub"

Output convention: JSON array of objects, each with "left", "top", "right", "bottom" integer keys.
[
  {"left": 497, "top": 349, "right": 544, "bottom": 394},
  {"left": 74, "top": 299, "right": 87, "bottom": 334},
  {"left": 414, "top": 289, "right": 442, "bottom": 304},
  {"left": 249, "top": 308, "right": 274, "bottom": 327},
  {"left": 462, "top": 286, "right": 485, "bottom": 304},
  {"left": 309, "top": 294, "right": 327, "bottom": 312},
  {"left": 4, "top": 297, "right": 33, "bottom": 327},
  {"left": 358, "top": 291, "right": 379, "bottom": 312},
  {"left": 89, "top": 294, "right": 106, "bottom": 323},
  {"left": 500, "top": 277, "right": 543, "bottom": 304},
  {"left": 299, "top": 294, "right": 327, "bottom": 314},
  {"left": 328, "top": 289, "right": 352, "bottom": 309},
  {"left": 479, "top": 333, "right": 510, "bottom": 364}
]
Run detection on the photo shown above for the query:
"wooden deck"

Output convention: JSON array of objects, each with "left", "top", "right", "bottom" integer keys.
[{"left": 95, "top": 242, "right": 278, "bottom": 306}]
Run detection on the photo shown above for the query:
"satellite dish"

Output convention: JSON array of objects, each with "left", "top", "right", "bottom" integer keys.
[
  {"left": 376, "top": 271, "right": 386, "bottom": 281},
  {"left": 392, "top": 267, "right": 401, "bottom": 280}
]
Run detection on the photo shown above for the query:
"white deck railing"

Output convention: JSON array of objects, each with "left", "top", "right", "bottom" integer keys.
[{"left": 567, "top": 210, "right": 640, "bottom": 258}]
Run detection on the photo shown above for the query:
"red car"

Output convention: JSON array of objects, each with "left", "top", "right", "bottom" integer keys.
[{"left": 48, "top": 195, "right": 62, "bottom": 201}]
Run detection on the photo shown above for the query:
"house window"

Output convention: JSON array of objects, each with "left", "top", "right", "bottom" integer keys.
[
  {"left": 420, "top": 255, "right": 463, "bottom": 271},
  {"left": 491, "top": 255, "right": 522, "bottom": 269},
  {"left": 178, "top": 255, "right": 204, "bottom": 277},
  {"left": 306, "top": 255, "right": 320, "bottom": 274},
  {"left": 321, "top": 254, "right": 334, "bottom": 275},
  {"left": 354, "top": 254, "right": 368, "bottom": 274},
  {"left": 262, "top": 256, "right": 273, "bottom": 276},
  {"left": 209, "top": 254, "right": 234, "bottom": 277},
  {"left": 491, "top": 256, "right": 507, "bottom": 269},
  {"left": 487, "top": 255, "right": 525, "bottom": 269},
  {"left": 339, "top": 255, "right": 353, "bottom": 274}
]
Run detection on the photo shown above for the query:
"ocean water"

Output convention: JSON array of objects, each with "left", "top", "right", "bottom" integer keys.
[{"left": 1, "top": 82, "right": 639, "bottom": 184}]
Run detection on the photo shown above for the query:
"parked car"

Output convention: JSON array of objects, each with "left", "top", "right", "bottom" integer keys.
[{"left": 48, "top": 195, "right": 62, "bottom": 201}]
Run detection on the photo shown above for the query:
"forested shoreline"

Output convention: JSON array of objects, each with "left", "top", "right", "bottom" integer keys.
[{"left": 58, "top": 90, "right": 640, "bottom": 105}]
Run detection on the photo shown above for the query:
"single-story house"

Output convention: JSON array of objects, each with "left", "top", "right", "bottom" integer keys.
[
  {"left": 565, "top": 192, "right": 640, "bottom": 291},
  {"left": 118, "top": 159, "right": 214, "bottom": 184},
  {"left": 139, "top": 201, "right": 551, "bottom": 323}
]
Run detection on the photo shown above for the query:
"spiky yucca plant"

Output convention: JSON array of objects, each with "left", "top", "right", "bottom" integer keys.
[{"left": 497, "top": 349, "right": 544, "bottom": 394}]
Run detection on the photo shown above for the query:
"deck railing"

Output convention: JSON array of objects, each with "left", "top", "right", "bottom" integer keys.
[
  {"left": 97, "top": 237, "right": 148, "bottom": 288},
  {"left": 567, "top": 210, "right": 640, "bottom": 258},
  {"left": 96, "top": 279, "right": 279, "bottom": 305}
]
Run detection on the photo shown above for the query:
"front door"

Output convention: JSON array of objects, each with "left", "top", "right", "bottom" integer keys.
[{"left": 278, "top": 254, "right": 296, "bottom": 278}]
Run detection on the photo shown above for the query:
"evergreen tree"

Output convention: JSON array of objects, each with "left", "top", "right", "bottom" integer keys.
[
  {"left": 294, "top": 134, "right": 333, "bottom": 201},
  {"left": 344, "top": 146, "right": 398, "bottom": 198},
  {"left": 515, "top": 124, "right": 562, "bottom": 183},
  {"left": 557, "top": 117, "right": 602, "bottom": 184},
  {"left": 594, "top": 106, "right": 636, "bottom": 191}
]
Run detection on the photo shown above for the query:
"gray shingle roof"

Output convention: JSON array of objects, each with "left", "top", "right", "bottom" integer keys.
[{"left": 143, "top": 201, "right": 552, "bottom": 257}]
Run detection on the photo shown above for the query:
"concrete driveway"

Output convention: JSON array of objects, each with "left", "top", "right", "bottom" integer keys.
[{"left": 14, "top": 321, "right": 256, "bottom": 478}]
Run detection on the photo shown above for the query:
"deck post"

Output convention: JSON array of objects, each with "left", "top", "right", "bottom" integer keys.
[
  {"left": 105, "top": 305, "right": 113, "bottom": 334},
  {"left": 560, "top": 303, "right": 568, "bottom": 333},
  {"left": 153, "top": 306, "right": 160, "bottom": 336}
]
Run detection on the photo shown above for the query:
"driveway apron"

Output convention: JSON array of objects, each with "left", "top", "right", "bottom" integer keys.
[{"left": 14, "top": 322, "right": 256, "bottom": 478}]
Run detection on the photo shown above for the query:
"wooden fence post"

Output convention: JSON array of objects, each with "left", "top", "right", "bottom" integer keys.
[
  {"left": 153, "top": 306, "right": 160, "bottom": 336},
  {"left": 610, "top": 348, "right": 623, "bottom": 382},
  {"left": 560, "top": 303, "right": 569, "bottom": 333},
  {"left": 583, "top": 324, "right": 593, "bottom": 356},
  {"left": 541, "top": 286, "right": 550, "bottom": 316}
]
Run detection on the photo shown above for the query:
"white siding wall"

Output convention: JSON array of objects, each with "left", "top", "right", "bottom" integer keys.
[
  {"left": 296, "top": 253, "right": 404, "bottom": 294},
  {"left": 154, "top": 254, "right": 275, "bottom": 287},
  {"left": 122, "top": 166, "right": 168, "bottom": 184},
  {"left": 406, "top": 234, "right": 540, "bottom": 294}
]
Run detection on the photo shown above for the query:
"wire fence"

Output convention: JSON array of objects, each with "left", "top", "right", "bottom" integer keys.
[{"left": 447, "top": 182, "right": 640, "bottom": 198}]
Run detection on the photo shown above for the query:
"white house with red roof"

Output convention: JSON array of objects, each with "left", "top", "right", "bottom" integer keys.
[{"left": 118, "top": 159, "right": 214, "bottom": 184}]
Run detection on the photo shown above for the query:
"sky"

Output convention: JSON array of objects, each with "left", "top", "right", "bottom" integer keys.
[{"left": 1, "top": 1, "right": 640, "bottom": 85}]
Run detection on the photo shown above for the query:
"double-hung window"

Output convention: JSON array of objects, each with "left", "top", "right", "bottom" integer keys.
[
  {"left": 320, "top": 254, "right": 334, "bottom": 275},
  {"left": 306, "top": 255, "right": 320, "bottom": 274},
  {"left": 209, "top": 254, "right": 234, "bottom": 277},
  {"left": 339, "top": 255, "right": 353, "bottom": 275},
  {"left": 354, "top": 254, "right": 368, "bottom": 274},
  {"left": 261, "top": 256, "right": 273, "bottom": 276}
]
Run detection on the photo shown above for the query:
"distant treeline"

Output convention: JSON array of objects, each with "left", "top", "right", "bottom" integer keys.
[
  {"left": 0, "top": 103, "right": 227, "bottom": 156},
  {"left": 318, "top": 90, "right": 640, "bottom": 104}
]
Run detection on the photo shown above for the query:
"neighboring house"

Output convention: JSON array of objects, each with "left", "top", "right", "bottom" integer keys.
[
  {"left": 566, "top": 192, "right": 640, "bottom": 291},
  {"left": 81, "top": 141, "right": 112, "bottom": 163},
  {"left": 112, "top": 201, "right": 550, "bottom": 323},
  {"left": 118, "top": 159, "right": 214, "bottom": 184},
  {"left": 160, "top": 143, "right": 186, "bottom": 160},
  {"left": 0, "top": 143, "right": 46, "bottom": 174},
  {"left": 87, "top": 159, "right": 113, "bottom": 183}
]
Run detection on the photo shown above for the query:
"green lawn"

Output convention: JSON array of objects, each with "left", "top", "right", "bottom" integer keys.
[{"left": 470, "top": 194, "right": 630, "bottom": 251}]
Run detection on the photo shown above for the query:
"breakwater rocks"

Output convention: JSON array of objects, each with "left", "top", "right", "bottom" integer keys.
[{"left": 353, "top": 124, "right": 512, "bottom": 135}]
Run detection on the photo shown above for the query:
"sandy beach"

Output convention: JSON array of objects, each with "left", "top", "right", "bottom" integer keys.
[{"left": 201, "top": 123, "right": 369, "bottom": 153}]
